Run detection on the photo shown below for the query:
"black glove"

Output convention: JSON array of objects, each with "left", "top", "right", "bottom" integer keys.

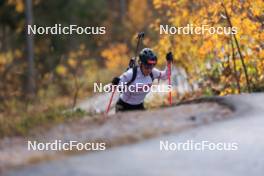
[
  {"left": 112, "top": 77, "right": 120, "bottom": 85},
  {"left": 128, "top": 58, "right": 136, "bottom": 68},
  {"left": 166, "top": 52, "right": 173, "bottom": 63}
]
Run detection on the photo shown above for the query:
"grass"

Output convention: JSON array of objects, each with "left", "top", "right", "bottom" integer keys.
[
  {"left": 0, "top": 105, "right": 86, "bottom": 138},
  {"left": 0, "top": 69, "right": 116, "bottom": 139},
  {"left": 0, "top": 91, "right": 89, "bottom": 139}
]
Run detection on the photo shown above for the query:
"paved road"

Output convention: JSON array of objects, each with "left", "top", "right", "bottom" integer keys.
[{"left": 6, "top": 93, "right": 264, "bottom": 176}]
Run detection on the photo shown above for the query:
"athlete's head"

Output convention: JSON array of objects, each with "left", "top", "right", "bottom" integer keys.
[{"left": 139, "top": 48, "right": 157, "bottom": 76}]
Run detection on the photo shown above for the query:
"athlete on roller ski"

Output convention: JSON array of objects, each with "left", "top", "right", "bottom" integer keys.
[{"left": 111, "top": 48, "right": 173, "bottom": 112}]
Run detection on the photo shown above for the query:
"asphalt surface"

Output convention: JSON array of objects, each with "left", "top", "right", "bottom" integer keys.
[{"left": 5, "top": 93, "right": 264, "bottom": 176}]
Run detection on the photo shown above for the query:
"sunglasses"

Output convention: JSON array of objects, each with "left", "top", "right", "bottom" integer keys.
[{"left": 143, "top": 64, "right": 155, "bottom": 69}]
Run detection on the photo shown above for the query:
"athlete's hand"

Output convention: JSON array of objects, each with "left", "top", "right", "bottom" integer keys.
[
  {"left": 111, "top": 77, "right": 120, "bottom": 85},
  {"left": 128, "top": 57, "right": 136, "bottom": 68},
  {"left": 166, "top": 52, "right": 173, "bottom": 63}
]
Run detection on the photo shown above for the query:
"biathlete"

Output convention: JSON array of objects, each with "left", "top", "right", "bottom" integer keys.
[{"left": 111, "top": 48, "right": 173, "bottom": 112}]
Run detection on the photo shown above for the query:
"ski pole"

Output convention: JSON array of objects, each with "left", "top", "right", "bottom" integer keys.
[
  {"left": 130, "top": 32, "right": 145, "bottom": 68},
  {"left": 167, "top": 61, "right": 172, "bottom": 105},
  {"left": 167, "top": 36, "right": 174, "bottom": 106},
  {"left": 135, "top": 32, "right": 144, "bottom": 57},
  {"left": 166, "top": 52, "right": 173, "bottom": 106},
  {"left": 105, "top": 86, "right": 117, "bottom": 114}
]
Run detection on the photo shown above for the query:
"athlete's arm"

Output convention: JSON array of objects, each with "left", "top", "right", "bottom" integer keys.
[
  {"left": 119, "top": 68, "right": 133, "bottom": 84},
  {"left": 152, "top": 52, "right": 173, "bottom": 80},
  {"left": 152, "top": 67, "right": 168, "bottom": 80}
]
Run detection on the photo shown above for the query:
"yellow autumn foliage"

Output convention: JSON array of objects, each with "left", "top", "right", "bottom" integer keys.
[
  {"left": 56, "top": 65, "right": 67, "bottom": 76},
  {"left": 101, "top": 43, "right": 129, "bottom": 72},
  {"left": 8, "top": 0, "right": 24, "bottom": 13},
  {"left": 152, "top": 0, "right": 264, "bottom": 94}
]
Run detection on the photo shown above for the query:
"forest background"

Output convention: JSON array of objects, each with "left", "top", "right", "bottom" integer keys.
[{"left": 0, "top": 0, "right": 263, "bottom": 137}]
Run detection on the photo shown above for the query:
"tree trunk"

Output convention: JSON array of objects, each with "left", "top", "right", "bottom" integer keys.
[
  {"left": 230, "top": 37, "right": 241, "bottom": 93},
  {"left": 25, "top": 0, "right": 36, "bottom": 98},
  {"left": 120, "top": 0, "right": 126, "bottom": 22},
  {"left": 221, "top": 3, "right": 251, "bottom": 92}
]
